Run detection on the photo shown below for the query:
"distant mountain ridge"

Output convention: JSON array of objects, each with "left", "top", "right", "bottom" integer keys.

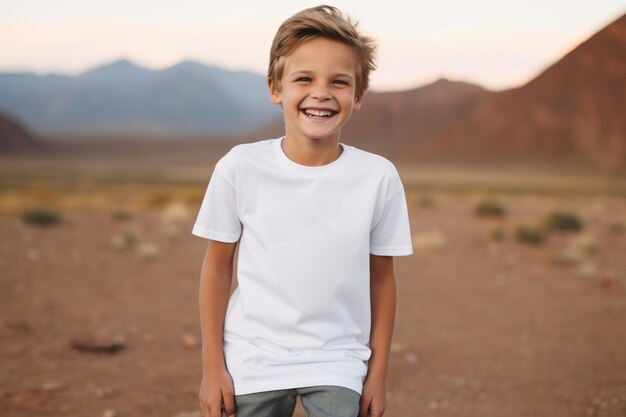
[
  {"left": 418, "top": 12, "right": 626, "bottom": 172},
  {"left": 0, "top": 59, "right": 281, "bottom": 136},
  {"left": 343, "top": 78, "right": 492, "bottom": 155}
]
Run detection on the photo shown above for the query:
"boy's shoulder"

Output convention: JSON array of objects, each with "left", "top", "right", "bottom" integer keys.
[
  {"left": 346, "top": 143, "right": 399, "bottom": 172},
  {"left": 213, "top": 138, "right": 274, "bottom": 171},
  {"left": 219, "top": 137, "right": 274, "bottom": 161}
]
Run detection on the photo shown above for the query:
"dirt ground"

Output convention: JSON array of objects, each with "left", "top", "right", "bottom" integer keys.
[{"left": 1, "top": 189, "right": 625, "bottom": 417}]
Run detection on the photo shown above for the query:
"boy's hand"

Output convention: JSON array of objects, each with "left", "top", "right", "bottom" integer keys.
[
  {"left": 199, "top": 367, "right": 236, "bottom": 417},
  {"left": 358, "top": 375, "right": 386, "bottom": 417}
]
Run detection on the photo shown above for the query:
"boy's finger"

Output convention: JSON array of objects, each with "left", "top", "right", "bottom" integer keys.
[
  {"left": 358, "top": 397, "right": 370, "bottom": 417},
  {"left": 222, "top": 389, "right": 236, "bottom": 417}
]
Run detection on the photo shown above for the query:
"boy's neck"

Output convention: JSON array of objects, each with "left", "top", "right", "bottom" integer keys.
[{"left": 281, "top": 135, "right": 343, "bottom": 167}]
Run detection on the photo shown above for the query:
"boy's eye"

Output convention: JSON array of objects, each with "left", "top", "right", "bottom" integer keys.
[
  {"left": 333, "top": 80, "right": 349, "bottom": 86},
  {"left": 295, "top": 77, "right": 311, "bottom": 83}
]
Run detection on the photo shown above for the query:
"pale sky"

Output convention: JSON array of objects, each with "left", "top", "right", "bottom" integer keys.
[{"left": 1, "top": 0, "right": 624, "bottom": 91}]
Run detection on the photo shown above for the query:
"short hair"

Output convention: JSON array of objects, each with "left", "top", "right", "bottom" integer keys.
[{"left": 268, "top": 5, "right": 377, "bottom": 101}]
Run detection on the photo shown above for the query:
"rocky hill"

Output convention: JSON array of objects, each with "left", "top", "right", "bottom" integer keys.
[
  {"left": 0, "top": 111, "right": 40, "bottom": 153},
  {"left": 418, "top": 12, "right": 626, "bottom": 173},
  {"left": 344, "top": 78, "right": 491, "bottom": 156}
]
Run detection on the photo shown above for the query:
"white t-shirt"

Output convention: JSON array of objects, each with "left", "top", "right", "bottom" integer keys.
[{"left": 192, "top": 137, "right": 413, "bottom": 395}]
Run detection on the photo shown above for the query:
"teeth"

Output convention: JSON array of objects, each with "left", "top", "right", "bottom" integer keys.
[{"left": 303, "top": 109, "right": 334, "bottom": 117}]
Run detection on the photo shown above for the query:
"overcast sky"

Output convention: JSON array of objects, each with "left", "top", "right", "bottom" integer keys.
[{"left": 2, "top": 1, "right": 624, "bottom": 91}]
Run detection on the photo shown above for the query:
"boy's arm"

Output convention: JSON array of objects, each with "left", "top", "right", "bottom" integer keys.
[
  {"left": 359, "top": 254, "right": 397, "bottom": 417},
  {"left": 198, "top": 239, "right": 238, "bottom": 417}
]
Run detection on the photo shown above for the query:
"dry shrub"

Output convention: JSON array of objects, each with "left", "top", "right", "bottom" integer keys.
[
  {"left": 474, "top": 198, "right": 506, "bottom": 217},
  {"left": 417, "top": 194, "right": 435, "bottom": 208},
  {"left": 608, "top": 220, "right": 625, "bottom": 233},
  {"left": 137, "top": 187, "right": 175, "bottom": 210},
  {"left": 515, "top": 225, "right": 545, "bottom": 245},
  {"left": 542, "top": 210, "right": 583, "bottom": 232},
  {"left": 21, "top": 207, "right": 61, "bottom": 226},
  {"left": 111, "top": 208, "right": 133, "bottom": 221}
]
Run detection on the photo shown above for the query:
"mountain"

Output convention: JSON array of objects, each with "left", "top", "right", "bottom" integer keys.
[
  {"left": 419, "top": 12, "right": 626, "bottom": 173},
  {"left": 343, "top": 78, "right": 491, "bottom": 155},
  {"left": 0, "top": 59, "right": 281, "bottom": 136},
  {"left": 0, "top": 111, "right": 41, "bottom": 153}
]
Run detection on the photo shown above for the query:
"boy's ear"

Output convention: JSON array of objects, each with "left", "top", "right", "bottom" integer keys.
[
  {"left": 267, "top": 78, "right": 282, "bottom": 105},
  {"left": 353, "top": 94, "right": 363, "bottom": 112}
]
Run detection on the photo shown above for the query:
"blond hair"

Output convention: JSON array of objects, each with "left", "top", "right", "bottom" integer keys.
[{"left": 268, "top": 5, "right": 377, "bottom": 100}]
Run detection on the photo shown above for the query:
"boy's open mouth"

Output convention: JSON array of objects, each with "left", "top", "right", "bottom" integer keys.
[{"left": 301, "top": 108, "right": 337, "bottom": 119}]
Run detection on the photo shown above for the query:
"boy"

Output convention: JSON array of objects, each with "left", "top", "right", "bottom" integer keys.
[{"left": 193, "top": 5, "right": 413, "bottom": 417}]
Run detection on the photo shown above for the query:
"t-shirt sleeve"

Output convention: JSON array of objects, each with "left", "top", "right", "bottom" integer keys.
[
  {"left": 192, "top": 152, "right": 242, "bottom": 243},
  {"left": 369, "top": 167, "right": 414, "bottom": 256}
]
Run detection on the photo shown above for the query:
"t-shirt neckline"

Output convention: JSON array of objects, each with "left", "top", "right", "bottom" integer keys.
[{"left": 272, "top": 136, "right": 352, "bottom": 176}]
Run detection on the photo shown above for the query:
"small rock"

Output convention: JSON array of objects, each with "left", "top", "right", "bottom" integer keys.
[
  {"left": 136, "top": 242, "right": 160, "bottom": 260},
  {"left": 41, "top": 380, "right": 65, "bottom": 392},
  {"left": 599, "top": 278, "right": 620, "bottom": 292},
  {"left": 558, "top": 245, "right": 586, "bottom": 265},
  {"left": 404, "top": 352, "right": 418, "bottom": 365},
  {"left": 27, "top": 248, "right": 40, "bottom": 261},
  {"left": 428, "top": 400, "right": 439, "bottom": 410},
  {"left": 390, "top": 342, "right": 404, "bottom": 354},
  {"left": 110, "top": 235, "right": 128, "bottom": 250},
  {"left": 578, "top": 262, "right": 597, "bottom": 278},
  {"left": 93, "top": 385, "right": 117, "bottom": 399},
  {"left": 449, "top": 377, "right": 467, "bottom": 388},
  {"left": 13, "top": 391, "right": 47, "bottom": 406},
  {"left": 70, "top": 336, "right": 125, "bottom": 354},
  {"left": 103, "top": 409, "right": 117, "bottom": 417},
  {"left": 181, "top": 333, "right": 199, "bottom": 348}
]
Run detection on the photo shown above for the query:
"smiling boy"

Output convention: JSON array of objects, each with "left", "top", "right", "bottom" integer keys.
[{"left": 193, "top": 5, "right": 413, "bottom": 417}]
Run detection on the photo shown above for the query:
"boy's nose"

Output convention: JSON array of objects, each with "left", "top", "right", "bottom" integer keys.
[{"left": 311, "top": 84, "right": 332, "bottom": 100}]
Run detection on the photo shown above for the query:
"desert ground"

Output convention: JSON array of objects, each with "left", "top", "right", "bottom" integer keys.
[{"left": 1, "top": 138, "right": 625, "bottom": 417}]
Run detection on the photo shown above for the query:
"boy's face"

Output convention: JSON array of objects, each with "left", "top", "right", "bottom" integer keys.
[{"left": 268, "top": 37, "right": 362, "bottom": 145}]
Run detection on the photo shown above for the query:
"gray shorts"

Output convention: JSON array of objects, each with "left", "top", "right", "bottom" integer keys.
[{"left": 221, "top": 385, "right": 361, "bottom": 417}]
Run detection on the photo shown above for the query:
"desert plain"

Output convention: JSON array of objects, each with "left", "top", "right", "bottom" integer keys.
[{"left": 1, "top": 138, "right": 625, "bottom": 417}]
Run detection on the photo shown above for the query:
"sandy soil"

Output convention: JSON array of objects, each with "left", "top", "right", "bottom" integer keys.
[{"left": 1, "top": 193, "right": 625, "bottom": 417}]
